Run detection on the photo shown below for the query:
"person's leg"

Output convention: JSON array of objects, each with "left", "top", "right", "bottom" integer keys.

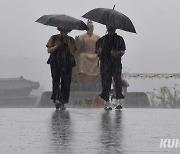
[
  {"left": 60, "top": 68, "right": 72, "bottom": 105},
  {"left": 113, "top": 61, "right": 124, "bottom": 99},
  {"left": 113, "top": 61, "right": 123, "bottom": 109},
  {"left": 50, "top": 63, "right": 55, "bottom": 79},
  {"left": 52, "top": 64, "right": 61, "bottom": 103},
  {"left": 100, "top": 62, "right": 112, "bottom": 101},
  {"left": 113, "top": 72, "right": 123, "bottom": 99},
  {"left": 101, "top": 72, "right": 112, "bottom": 101},
  {"left": 100, "top": 60, "right": 113, "bottom": 110},
  {"left": 50, "top": 63, "right": 55, "bottom": 100}
]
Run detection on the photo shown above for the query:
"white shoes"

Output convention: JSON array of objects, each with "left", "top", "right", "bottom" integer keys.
[
  {"left": 103, "top": 99, "right": 123, "bottom": 110},
  {"left": 115, "top": 99, "right": 123, "bottom": 110},
  {"left": 104, "top": 101, "right": 112, "bottom": 110},
  {"left": 111, "top": 99, "right": 123, "bottom": 109}
]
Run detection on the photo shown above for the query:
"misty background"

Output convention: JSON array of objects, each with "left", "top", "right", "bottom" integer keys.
[{"left": 0, "top": 0, "right": 180, "bottom": 93}]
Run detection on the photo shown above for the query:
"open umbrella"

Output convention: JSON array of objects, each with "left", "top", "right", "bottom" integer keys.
[
  {"left": 82, "top": 6, "right": 136, "bottom": 33},
  {"left": 36, "top": 14, "right": 87, "bottom": 30}
]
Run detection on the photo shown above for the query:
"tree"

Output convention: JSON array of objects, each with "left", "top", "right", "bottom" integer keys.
[{"left": 148, "top": 86, "right": 180, "bottom": 108}]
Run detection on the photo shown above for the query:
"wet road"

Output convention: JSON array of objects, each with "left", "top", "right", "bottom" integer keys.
[{"left": 0, "top": 108, "right": 180, "bottom": 154}]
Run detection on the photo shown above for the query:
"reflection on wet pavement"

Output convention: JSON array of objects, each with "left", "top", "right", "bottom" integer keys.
[
  {"left": 0, "top": 108, "right": 180, "bottom": 154},
  {"left": 100, "top": 111, "right": 123, "bottom": 153},
  {"left": 50, "top": 110, "right": 72, "bottom": 153}
]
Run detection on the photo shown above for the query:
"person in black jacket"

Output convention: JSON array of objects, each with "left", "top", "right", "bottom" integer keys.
[{"left": 96, "top": 26, "right": 126, "bottom": 110}]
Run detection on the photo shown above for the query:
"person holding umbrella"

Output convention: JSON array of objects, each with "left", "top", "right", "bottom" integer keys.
[
  {"left": 96, "top": 26, "right": 126, "bottom": 110},
  {"left": 36, "top": 14, "right": 87, "bottom": 110},
  {"left": 82, "top": 6, "right": 136, "bottom": 110},
  {"left": 46, "top": 27, "right": 77, "bottom": 110}
]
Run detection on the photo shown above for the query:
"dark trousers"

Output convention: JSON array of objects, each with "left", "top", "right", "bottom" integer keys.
[
  {"left": 100, "top": 58, "right": 123, "bottom": 101},
  {"left": 51, "top": 62, "right": 72, "bottom": 104}
]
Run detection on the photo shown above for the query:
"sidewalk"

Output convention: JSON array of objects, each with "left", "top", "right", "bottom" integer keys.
[{"left": 0, "top": 108, "right": 180, "bottom": 154}]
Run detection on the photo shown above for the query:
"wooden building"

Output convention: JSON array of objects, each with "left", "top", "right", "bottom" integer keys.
[{"left": 0, "top": 76, "right": 40, "bottom": 107}]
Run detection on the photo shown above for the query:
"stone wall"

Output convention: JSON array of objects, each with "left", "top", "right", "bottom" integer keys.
[
  {"left": 39, "top": 91, "right": 151, "bottom": 108},
  {"left": 39, "top": 75, "right": 150, "bottom": 108},
  {"left": 124, "top": 92, "right": 150, "bottom": 108}
]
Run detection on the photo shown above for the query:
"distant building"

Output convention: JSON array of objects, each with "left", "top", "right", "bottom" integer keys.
[
  {"left": 0, "top": 76, "right": 40, "bottom": 107},
  {"left": 0, "top": 76, "right": 40, "bottom": 97}
]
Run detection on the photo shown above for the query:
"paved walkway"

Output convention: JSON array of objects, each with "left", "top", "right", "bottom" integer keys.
[{"left": 0, "top": 108, "right": 180, "bottom": 154}]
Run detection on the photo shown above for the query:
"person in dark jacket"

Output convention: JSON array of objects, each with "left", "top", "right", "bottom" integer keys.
[
  {"left": 46, "top": 28, "right": 77, "bottom": 110},
  {"left": 96, "top": 26, "right": 126, "bottom": 110}
]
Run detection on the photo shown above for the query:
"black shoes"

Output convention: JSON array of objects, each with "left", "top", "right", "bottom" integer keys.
[
  {"left": 54, "top": 97, "right": 67, "bottom": 111},
  {"left": 55, "top": 101, "right": 61, "bottom": 110},
  {"left": 60, "top": 104, "right": 66, "bottom": 110},
  {"left": 55, "top": 102, "right": 66, "bottom": 110},
  {"left": 54, "top": 101, "right": 66, "bottom": 110}
]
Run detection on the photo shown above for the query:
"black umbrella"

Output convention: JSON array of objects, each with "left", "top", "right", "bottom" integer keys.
[
  {"left": 36, "top": 14, "right": 87, "bottom": 30},
  {"left": 82, "top": 6, "right": 136, "bottom": 33}
]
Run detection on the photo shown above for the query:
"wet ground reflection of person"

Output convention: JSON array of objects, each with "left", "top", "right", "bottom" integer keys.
[
  {"left": 50, "top": 110, "right": 72, "bottom": 153},
  {"left": 100, "top": 111, "right": 123, "bottom": 153}
]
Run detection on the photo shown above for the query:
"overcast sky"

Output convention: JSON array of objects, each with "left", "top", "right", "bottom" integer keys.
[{"left": 0, "top": 0, "right": 180, "bottom": 92}]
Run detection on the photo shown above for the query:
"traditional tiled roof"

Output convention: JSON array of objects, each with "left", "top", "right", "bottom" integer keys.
[{"left": 0, "top": 76, "right": 40, "bottom": 90}]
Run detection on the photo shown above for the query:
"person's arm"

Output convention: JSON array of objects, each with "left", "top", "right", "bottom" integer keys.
[
  {"left": 47, "top": 42, "right": 61, "bottom": 53},
  {"left": 110, "top": 50, "right": 125, "bottom": 57},
  {"left": 111, "top": 36, "right": 126, "bottom": 57},
  {"left": 46, "top": 35, "right": 61, "bottom": 53}
]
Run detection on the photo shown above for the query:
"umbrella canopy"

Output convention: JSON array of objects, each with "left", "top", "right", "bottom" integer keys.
[
  {"left": 36, "top": 14, "right": 87, "bottom": 31},
  {"left": 82, "top": 8, "right": 136, "bottom": 33}
]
